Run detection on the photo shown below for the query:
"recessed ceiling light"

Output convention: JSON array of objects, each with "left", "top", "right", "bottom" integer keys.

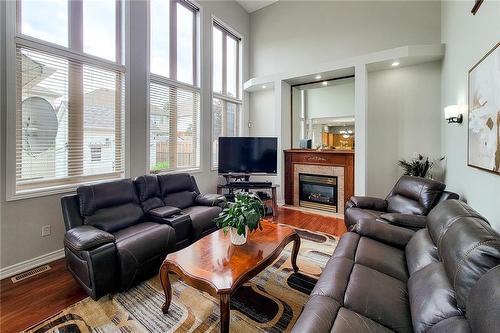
[
  {"left": 262, "top": 85, "right": 267, "bottom": 89},
  {"left": 315, "top": 75, "right": 322, "bottom": 80},
  {"left": 322, "top": 81, "right": 328, "bottom": 86},
  {"left": 392, "top": 61, "right": 400, "bottom": 67}
]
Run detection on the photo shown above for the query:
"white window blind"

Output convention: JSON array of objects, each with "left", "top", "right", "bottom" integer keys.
[
  {"left": 212, "top": 21, "right": 242, "bottom": 168},
  {"left": 150, "top": 81, "right": 200, "bottom": 172},
  {"left": 11, "top": 0, "right": 125, "bottom": 196},
  {"left": 149, "top": 0, "right": 200, "bottom": 173},
  {"left": 15, "top": 47, "right": 125, "bottom": 193}
]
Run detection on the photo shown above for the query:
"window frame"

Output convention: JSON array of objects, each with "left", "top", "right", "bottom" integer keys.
[
  {"left": 5, "top": 0, "right": 126, "bottom": 200},
  {"left": 211, "top": 17, "right": 243, "bottom": 170},
  {"left": 147, "top": 0, "right": 201, "bottom": 174}
]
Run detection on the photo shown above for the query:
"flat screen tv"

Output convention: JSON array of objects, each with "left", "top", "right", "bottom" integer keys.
[{"left": 218, "top": 137, "right": 277, "bottom": 174}]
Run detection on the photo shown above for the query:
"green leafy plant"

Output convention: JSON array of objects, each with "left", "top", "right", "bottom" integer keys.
[
  {"left": 398, "top": 154, "right": 443, "bottom": 178},
  {"left": 215, "top": 192, "right": 265, "bottom": 237},
  {"left": 151, "top": 161, "right": 170, "bottom": 173}
]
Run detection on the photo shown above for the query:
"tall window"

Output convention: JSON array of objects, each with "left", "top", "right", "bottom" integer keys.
[
  {"left": 212, "top": 21, "right": 242, "bottom": 168},
  {"left": 13, "top": 0, "right": 124, "bottom": 195},
  {"left": 149, "top": 0, "right": 200, "bottom": 172}
]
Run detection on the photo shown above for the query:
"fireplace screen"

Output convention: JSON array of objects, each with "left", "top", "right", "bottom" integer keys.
[{"left": 299, "top": 173, "right": 338, "bottom": 213}]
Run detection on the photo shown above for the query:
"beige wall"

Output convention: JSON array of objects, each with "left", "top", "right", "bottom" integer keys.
[
  {"left": 441, "top": 1, "right": 500, "bottom": 230},
  {"left": 0, "top": 1, "right": 250, "bottom": 269},
  {"left": 248, "top": 0, "right": 442, "bottom": 199},
  {"left": 250, "top": 1, "right": 441, "bottom": 77},
  {"left": 367, "top": 61, "right": 443, "bottom": 197}
]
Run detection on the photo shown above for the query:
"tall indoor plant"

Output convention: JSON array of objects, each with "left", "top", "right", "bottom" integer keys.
[
  {"left": 397, "top": 154, "right": 443, "bottom": 179},
  {"left": 215, "top": 192, "right": 265, "bottom": 245}
]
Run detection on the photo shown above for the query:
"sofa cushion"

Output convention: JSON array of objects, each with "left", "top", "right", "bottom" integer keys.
[
  {"left": 83, "top": 203, "right": 144, "bottom": 233},
  {"left": 344, "top": 264, "right": 412, "bottom": 333},
  {"left": 182, "top": 205, "right": 221, "bottom": 240},
  {"left": 114, "top": 222, "right": 175, "bottom": 289},
  {"left": 158, "top": 173, "right": 195, "bottom": 195},
  {"left": 426, "top": 199, "right": 487, "bottom": 246},
  {"left": 311, "top": 257, "right": 354, "bottom": 303},
  {"left": 438, "top": 216, "right": 500, "bottom": 310},
  {"left": 331, "top": 307, "right": 394, "bottom": 333},
  {"left": 135, "top": 174, "right": 164, "bottom": 212},
  {"left": 78, "top": 179, "right": 139, "bottom": 216},
  {"left": 163, "top": 191, "right": 197, "bottom": 209},
  {"left": 427, "top": 317, "right": 471, "bottom": 333},
  {"left": 355, "top": 237, "right": 408, "bottom": 281},
  {"left": 386, "top": 175, "right": 445, "bottom": 215},
  {"left": 408, "top": 262, "right": 461, "bottom": 333},
  {"left": 290, "top": 295, "right": 340, "bottom": 333},
  {"left": 466, "top": 265, "right": 500, "bottom": 333},
  {"left": 344, "top": 208, "right": 383, "bottom": 229},
  {"left": 406, "top": 229, "right": 439, "bottom": 275},
  {"left": 77, "top": 179, "right": 143, "bottom": 233},
  {"left": 331, "top": 232, "right": 360, "bottom": 260}
]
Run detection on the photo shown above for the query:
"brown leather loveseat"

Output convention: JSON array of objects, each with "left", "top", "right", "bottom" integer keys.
[
  {"left": 62, "top": 173, "right": 223, "bottom": 300},
  {"left": 291, "top": 199, "right": 500, "bottom": 333}
]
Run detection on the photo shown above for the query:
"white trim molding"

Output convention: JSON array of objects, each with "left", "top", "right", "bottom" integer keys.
[{"left": 0, "top": 248, "right": 65, "bottom": 280}]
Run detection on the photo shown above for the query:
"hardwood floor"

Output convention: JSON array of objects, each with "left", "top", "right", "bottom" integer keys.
[{"left": 0, "top": 207, "right": 346, "bottom": 332}]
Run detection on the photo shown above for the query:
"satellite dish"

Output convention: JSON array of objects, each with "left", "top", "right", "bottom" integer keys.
[{"left": 22, "top": 96, "right": 58, "bottom": 156}]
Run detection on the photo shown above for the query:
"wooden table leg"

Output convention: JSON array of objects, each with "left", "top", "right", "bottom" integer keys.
[
  {"left": 291, "top": 234, "right": 301, "bottom": 273},
  {"left": 271, "top": 187, "right": 278, "bottom": 218},
  {"left": 160, "top": 266, "right": 172, "bottom": 314},
  {"left": 219, "top": 293, "right": 230, "bottom": 333}
]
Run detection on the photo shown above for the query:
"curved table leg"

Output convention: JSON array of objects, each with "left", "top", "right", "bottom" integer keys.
[
  {"left": 291, "top": 233, "right": 301, "bottom": 273},
  {"left": 160, "top": 265, "right": 172, "bottom": 314},
  {"left": 219, "top": 293, "right": 230, "bottom": 333}
]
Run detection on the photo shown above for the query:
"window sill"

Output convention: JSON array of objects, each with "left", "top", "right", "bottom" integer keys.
[
  {"left": 7, "top": 176, "right": 125, "bottom": 202},
  {"left": 151, "top": 168, "right": 202, "bottom": 176}
]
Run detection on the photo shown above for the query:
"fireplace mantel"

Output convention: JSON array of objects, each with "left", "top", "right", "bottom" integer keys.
[{"left": 284, "top": 149, "right": 354, "bottom": 213}]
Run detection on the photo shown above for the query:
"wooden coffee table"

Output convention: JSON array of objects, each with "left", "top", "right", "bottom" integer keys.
[{"left": 159, "top": 221, "right": 301, "bottom": 333}]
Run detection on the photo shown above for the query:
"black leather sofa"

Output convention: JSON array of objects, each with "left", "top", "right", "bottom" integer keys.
[
  {"left": 345, "top": 175, "right": 459, "bottom": 230},
  {"left": 291, "top": 199, "right": 500, "bottom": 333},
  {"left": 62, "top": 173, "right": 224, "bottom": 299}
]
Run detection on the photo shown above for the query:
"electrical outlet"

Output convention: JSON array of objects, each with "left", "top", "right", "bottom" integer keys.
[{"left": 41, "top": 225, "right": 51, "bottom": 237}]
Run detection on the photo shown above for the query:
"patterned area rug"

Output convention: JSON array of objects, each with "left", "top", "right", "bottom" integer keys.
[{"left": 25, "top": 227, "right": 337, "bottom": 333}]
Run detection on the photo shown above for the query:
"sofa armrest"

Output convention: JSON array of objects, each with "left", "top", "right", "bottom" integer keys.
[
  {"left": 380, "top": 213, "right": 427, "bottom": 229},
  {"left": 353, "top": 219, "right": 415, "bottom": 248},
  {"left": 195, "top": 193, "right": 225, "bottom": 206},
  {"left": 148, "top": 206, "right": 181, "bottom": 218},
  {"left": 64, "top": 225, "right": 115, "bottom": 252},
  {"left": 347, "top": 196, "right": 388, "bottom": 211}
]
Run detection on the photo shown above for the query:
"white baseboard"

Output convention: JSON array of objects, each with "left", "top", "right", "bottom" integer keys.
[{"left": 0, "top": 248, "right": 65, "bottom": 280}]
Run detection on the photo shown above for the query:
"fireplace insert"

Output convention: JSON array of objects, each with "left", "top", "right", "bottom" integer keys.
[{"left": 299, "top": 173, "right": 337, "bottom": 213}]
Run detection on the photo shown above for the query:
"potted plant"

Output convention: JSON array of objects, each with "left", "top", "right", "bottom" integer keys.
[
  {"left": 397, "top": 154, "right": 444, "bottom": 179},
  {"left": 215, "top": 192, "right": 265, "bottom": 245}
]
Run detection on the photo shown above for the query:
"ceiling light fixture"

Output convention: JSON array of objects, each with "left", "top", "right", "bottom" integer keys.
[
  {"left": 322, "top": 81, "right": 328, "bottom": 86},
  {"left": 392, "top": 61, "right": 400, "bottom": 67},
  {"left": 315, "top": 75, "right": 322, "bottom": 80},
  {"left": 262, "top": 85, "right": 267, "bottom": 89}
]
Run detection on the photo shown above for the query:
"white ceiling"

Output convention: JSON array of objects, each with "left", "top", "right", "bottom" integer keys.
[{"left": 236, "top": 0, "right": 279, "bottom": 13}]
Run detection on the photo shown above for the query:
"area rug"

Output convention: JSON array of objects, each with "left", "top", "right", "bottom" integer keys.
[{"left": 25, "top": 227, "right": 338, "bottom": 333}]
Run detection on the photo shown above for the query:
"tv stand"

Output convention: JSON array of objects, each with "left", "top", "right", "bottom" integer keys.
[
  {"left": 217, "top": 175, "right": 279, "bottom": 218},
  {"left": 221, "top": 173, "right": 251, "bottom": 183}
]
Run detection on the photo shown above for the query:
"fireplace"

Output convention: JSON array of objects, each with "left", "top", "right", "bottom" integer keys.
[{"left": 299, "top": 173, "right": 338, "bottom": 213}]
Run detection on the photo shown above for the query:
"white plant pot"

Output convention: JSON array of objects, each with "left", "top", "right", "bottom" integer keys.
[{"left": 230, "top": 227, "right": 248, "bottom": 245}]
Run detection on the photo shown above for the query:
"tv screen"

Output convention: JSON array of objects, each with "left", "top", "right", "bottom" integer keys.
[{"left": 218, "top": 137, "right": 277, "bottom": 174}]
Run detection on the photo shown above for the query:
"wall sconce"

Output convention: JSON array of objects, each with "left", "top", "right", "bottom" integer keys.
[{"left": 444, "top": 105, "right": 465, "bottom": 124}]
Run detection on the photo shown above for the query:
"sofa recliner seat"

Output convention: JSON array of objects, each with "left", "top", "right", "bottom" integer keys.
[
  {"left": 62, "top": 179, "right": 176, "bottom": 299},
  {"left": 291, "top": 199, "right": 500, "bottom": 333},
  {"left": 345, "top": 175, "right": 459, "bottom": 230},
  {"left": 135, "top": 173, "right": 224, "bottom": 248}
]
